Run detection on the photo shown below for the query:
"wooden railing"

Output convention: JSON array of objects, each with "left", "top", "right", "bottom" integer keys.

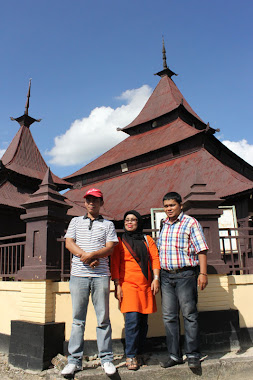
[
  {"left": 219, "top": 227, "right": 253, "bottom": 275},
  {"left": 57, "top": 229, "right": 156, "bottom": 281},
  {"left": 1, "top": 228, "right": 252, "bottom": 280},
  {"left": 57, "top": 237, "right": 72, "bottom": 281},
  {"left": 0, "top": 234, "right": 26, "bottom": 280},
  {"left": 58, "top": 228, "right": 253, "bottom": 280}
]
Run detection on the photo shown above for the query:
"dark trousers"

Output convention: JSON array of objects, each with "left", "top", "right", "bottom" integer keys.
[
  {"left": 161, "top": 268, "right": 200, "bottom": 361},
  {"left": 125, "top": 312, "right": 148, "bottom": 358}
]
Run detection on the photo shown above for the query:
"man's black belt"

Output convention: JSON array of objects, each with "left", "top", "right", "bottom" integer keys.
[{"left": 162, "top": 266, "right": 197, "bottom": 274}]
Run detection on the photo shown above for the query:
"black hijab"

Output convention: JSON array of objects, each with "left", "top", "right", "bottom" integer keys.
[{"left": 122, "top": 210, "right": 149, "bottom": 280}]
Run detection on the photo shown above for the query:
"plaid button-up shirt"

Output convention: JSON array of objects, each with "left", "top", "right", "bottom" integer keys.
[{"left": 157, "top": 212, "right": 208, "bottom": 270}]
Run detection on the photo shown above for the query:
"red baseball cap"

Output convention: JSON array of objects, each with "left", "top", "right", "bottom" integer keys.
[{"left": 83, "top": 188, "right": 103, "bottom": 200}]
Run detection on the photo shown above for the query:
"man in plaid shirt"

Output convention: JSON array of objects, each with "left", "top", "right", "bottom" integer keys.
[{"left": 157, "top": 192, "right": 208, "bottom": 369}]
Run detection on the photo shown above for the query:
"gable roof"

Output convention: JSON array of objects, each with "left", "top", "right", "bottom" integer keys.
[
  {"left": 123, "top": 74, "right": 203, "bottom": 132},
  {"left": 65, "top": 63, "right": 210, "bottom": 182},
  {"left": 1, "top": 124, "right": 71, "bottom": 189},
  {"left": 64, "top": 55, "right": 253, "bottom": 217},
  {"left": 65, "top": 118, "right": 202, "bottom": 179},
  {"left": 0, "top": 172, "right": 86, "bottom": 217},
  {"left": 0, "top": 180, "right": 29, "bottom": 209},
  {"left": 65, "top": 149, "right": 253, "bottom": 220}
]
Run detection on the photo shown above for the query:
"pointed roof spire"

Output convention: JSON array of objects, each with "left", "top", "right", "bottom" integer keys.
[
  {"left": 41, "top": 167, "right": 55, "bottom": 187},
  {"left": 162, "top": 36, "right": 168, "bottom": 69},
  {"left": 10, "top": 79, "right": 41, "bottom": 128},
  {"left": 155, "top": 37, "right": 177, "bottom": 78},
  {"left": 21, "top": 166, "right": 71, "bottom": 209},
  {"left": 24, "top": 78, "right": 31, "bottom": 116}
]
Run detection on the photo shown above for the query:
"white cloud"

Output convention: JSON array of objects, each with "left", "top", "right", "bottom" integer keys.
[
  {"left": 222, "top": 139, "right": 253, "bottom": 166},
  {"left": 0, "top": 149, "right": 6, "bottom": 158},
  {"left": 47, "top": 85, "right": 152, "bottom": 166}
]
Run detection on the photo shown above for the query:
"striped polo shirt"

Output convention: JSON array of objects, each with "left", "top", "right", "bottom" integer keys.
[
  {"left": 157, "top": 212, "right": 208, "bottom": 270},
  {"left": 65, "top": 215, "right": 118, "bottom": 277}
]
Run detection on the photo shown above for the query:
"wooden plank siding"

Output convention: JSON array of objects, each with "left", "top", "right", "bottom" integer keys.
[{"left": 198, "top": 275, "right": 230, "bottom": 311}]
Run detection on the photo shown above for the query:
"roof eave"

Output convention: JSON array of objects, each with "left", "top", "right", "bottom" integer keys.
[{"left": 123, "top": 105, "right": 207, "bottom": 135}]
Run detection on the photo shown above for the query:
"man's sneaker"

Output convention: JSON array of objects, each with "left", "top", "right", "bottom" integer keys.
[
  {"left": 188, "top": 357, "right": 201, "bottom": 369},
  {"left": 61, "top": 363, "right": 82, "bottom": 376},
  {"left": 102, "top": 361, "right": 116, "bottom": 375},
  {"left": 160, "top": 357, "right": 184, "bottom": 368}
]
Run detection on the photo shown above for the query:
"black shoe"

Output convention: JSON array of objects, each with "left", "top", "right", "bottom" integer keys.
[
  {"left": 188, "top": 357, "right": 201, "bottom": 369},
  {"left": 160, "top": 358, "right": 183, "bottom": 368}
]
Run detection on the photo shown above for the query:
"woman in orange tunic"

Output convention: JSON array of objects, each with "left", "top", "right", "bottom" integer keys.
[{"left": 111, "top": 210, "right": 160, "bottom": 370}]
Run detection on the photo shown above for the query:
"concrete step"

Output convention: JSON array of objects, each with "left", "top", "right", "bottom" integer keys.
[
  {"left": 74, "top": 359, "right": 253, "bottom": 380},
  {"left": 45, "top": 348, "right": 253, "bottom": 380}
]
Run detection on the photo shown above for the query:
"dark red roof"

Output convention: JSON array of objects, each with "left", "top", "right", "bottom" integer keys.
[
  {"left": 0, "top": 171, "right": 85, "bottom": 216},
  {"left": 123, "top": 75, "right": 203, "bottom": 131},
  {"left": 65, "top": 118, "right": 202, "bottom": 179},
  {"left": 0, "top": 180, "right": 29, "bottom": 209},
  {"left": 2, "top": 125, "right": 71, "bottom": 189},
  {"left": 65, "top": 198, "right": 87, "bottom": 217},
  {"left": 65, "top": 149, "right": 253, "bottom": 220}
]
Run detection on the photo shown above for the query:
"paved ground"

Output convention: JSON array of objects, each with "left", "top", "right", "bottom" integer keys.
[{"left": 1, "top": 348, "right": 253, "bottom": 380}]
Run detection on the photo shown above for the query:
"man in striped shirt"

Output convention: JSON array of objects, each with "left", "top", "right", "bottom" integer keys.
[
  {"left": 61, "top": 188, "right": 118, "bottom": 377},
  {"left": 157, "top": 192, "right": 208, "bottom": 370}
]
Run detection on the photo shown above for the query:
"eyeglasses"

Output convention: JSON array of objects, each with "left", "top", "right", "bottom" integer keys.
[{"left": 125, "top": 218, "right": 138, "bottom": 223}]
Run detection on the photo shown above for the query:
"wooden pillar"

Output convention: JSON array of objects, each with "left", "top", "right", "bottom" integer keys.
[
  {"left": 183, "top": 181, "right": 230, "bottom": 274},
  {"left": 9, "top": 169, "right": 71, "bottom": 370},
  {"left": 17, "top": 168, "right": 71, "bottom": 281}
]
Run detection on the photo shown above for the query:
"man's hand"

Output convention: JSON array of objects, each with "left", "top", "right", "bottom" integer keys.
[
  {"left": 198, "top": 251, "right": 208, "bottom": 290},
  {"left": 79, "top": 251, "right": 93, "bottom": 263},
  {"left": 89, "top": 259, "right": 99, "bottom": 268},
  {"left": 65, "top": 238, "right": 115, "bottom": 266},
  {"left": 80, "top": 252, "right": 99, "bottom": 267},
  {"left": 79, "top": 252, "right": 99, "bottom": 267},
  {"left": 198, "top": 274, "right": 208, "bottom": 290}
]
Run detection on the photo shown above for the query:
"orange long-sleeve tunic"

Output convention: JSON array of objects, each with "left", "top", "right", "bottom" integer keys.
[{"left": 111, "top": 235, "right": 160, "bottom": 314}]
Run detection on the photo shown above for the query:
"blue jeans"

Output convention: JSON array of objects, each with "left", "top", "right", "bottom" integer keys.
[
  {"left": 161, "top": 268, "right": 199, "bottom": 361},
  {"left": 125, "top": 312, "right": 148, "bottom": 357},
  {"left": 68, "top": 275, "right": 113, "bottom": 366}
]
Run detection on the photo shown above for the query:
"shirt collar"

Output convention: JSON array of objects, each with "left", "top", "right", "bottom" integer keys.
[
  {"left": 84, "top": 214, "right": 104, "bottom": 222},
  {"left": 164, "top": 211, "right": 184, "bottom": 225}
]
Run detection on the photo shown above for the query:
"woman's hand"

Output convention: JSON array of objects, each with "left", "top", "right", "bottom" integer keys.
[
  {"left": 115, "top": 284, "right": 123, "bottom": 302},
  {"left": 151, "top": 279, "right": 160, "bottom": 295}
]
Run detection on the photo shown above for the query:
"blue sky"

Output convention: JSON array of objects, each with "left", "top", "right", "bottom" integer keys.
[{"left": 1, "top": 0, "right": 253, "bottom": 178}]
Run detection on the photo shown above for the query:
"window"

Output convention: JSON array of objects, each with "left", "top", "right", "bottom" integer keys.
[{"left": 121, "top": 163, "right": 128, "bottom": 172}]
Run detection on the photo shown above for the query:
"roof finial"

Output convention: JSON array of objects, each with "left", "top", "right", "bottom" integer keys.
[
  {"left": 162, "top": 36, "right": 168, "bottom": 69},
  {"left": 24, "top": 78, "right": 32, "bottom": 115},
  {"left": 155, "top": 37, "right": 177, "bottom": 78},
  {"left": 10, "top": 78, "right": 41, "bottom": 128}
]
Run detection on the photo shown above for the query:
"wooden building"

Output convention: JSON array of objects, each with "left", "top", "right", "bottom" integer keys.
[
  {"left": 64, "top": 43, "right": 253, "bottom": 230},
  {"left": 1, "top": 47, "right": 253, "bottom": 371},
  {"left": 0, "top": 81, "right": 83, "bottom": 236}
]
